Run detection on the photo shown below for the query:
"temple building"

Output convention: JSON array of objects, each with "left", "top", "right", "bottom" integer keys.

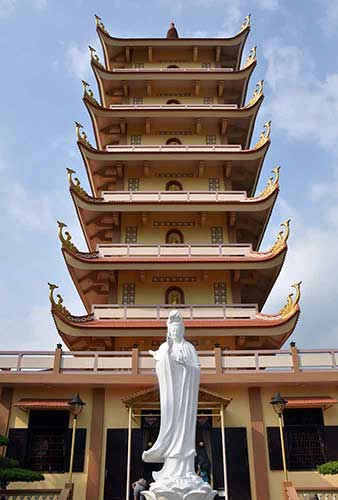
[{"left": 1, "top": 15, "right": 338, "bottom": 500}]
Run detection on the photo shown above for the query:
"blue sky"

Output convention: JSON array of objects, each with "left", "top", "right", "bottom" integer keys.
[{"left": 0, "top": 0, "right": 338, "bottom": 349}]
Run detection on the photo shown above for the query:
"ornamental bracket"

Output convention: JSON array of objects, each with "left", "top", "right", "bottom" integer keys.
[
  {"left": 57, "top": 221, "right": 78, "bottom": 254},
  {"left": 242, "top": 46, "right": 256, "bottom": 69},
  {"left": 268, "top": 220, "right": 291, "bottom": 254},
  {"left": 254, "top": 120, "right": 271, "bottom": 149},
  {"left": 48, "top": 283, "right": 71, "bottom": 318},
  {"left": 82, "top": 80, "right": 99, "bottom": 106},
  {"left": 256, "top": 166, "right": 280, "bottom": 199},
  {"left": 89, "top": 45, "right": 104, "bottom": 69},
  {"left": 66, "top": 168, "right": 92, "bottom": 200},
  {"left": 75, "top": 122, "right": 94, "bottom": 149},
  {"left": 240, "top": 14, "right": 251, "bottom": 33},
  {"left": 95, "top": 14, "right": 110, "bottom": 36},
  {"left": 245, "top": 80, "right": 264, "bottom": 108},
  {"left": 279, "top": 282, "right": 302, "bottom": 318}
]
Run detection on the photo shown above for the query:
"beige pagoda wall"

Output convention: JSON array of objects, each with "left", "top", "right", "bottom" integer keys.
[
  {"left": 127, "top": 133, "right": 221, "bottom": 145},
  {"left": 128, "top": 96, "right": 222, "bottom": 105}
]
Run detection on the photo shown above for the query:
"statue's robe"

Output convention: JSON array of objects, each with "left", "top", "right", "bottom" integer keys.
[{"left": 142, "top": 340, "right": 200, "bottom": 481}]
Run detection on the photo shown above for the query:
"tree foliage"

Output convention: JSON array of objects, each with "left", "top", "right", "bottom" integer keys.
[{"left": 317, "top": 461, "right": 338, "bottom": 475}]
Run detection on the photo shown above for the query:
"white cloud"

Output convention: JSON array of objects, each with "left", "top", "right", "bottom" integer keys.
[
  {"left": 65, "top": 39, "right": 99, "bottom": 80},
  {"left": 32, "top": 0, "right": 47, "bottom": 9},
  {"left": 255, "top": 0, "right": 279, "bottom": 10},
  {"left": 0, "top": 0, "right": 16, "bottom": 18},
  {"left": 317, "top": 0, "right": 338, "bottom": 36},
  {"left": 263, "top": 38, "right": 338, "bottom": 153}
]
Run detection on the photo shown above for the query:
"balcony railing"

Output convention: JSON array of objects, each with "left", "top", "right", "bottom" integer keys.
[
  {"left": 101, "top": 190, "right": 247, "bottom": 203},
  {"left": 109, "top": 104, "right": 238, "bottom": 110},
  {"left": 0, "top": 489, "right": 62, "bottom": 499},
  {"left": 0, "top": 349, "right": 337, "bottom": 376},
  {"left": 91, "top": 304, "right": 257, "bottom": 321},
  {"left": 105, "top": 144, "right": 242, "bottom": 152},
  {"left": 297, "top": 488, "right": 338, "bottom": 499},
  {"left": 97, "top": 243, "right": 253, "bottom": 258},
  {"left": 110, "top": 67, "right": 234, "bottom": 73}
]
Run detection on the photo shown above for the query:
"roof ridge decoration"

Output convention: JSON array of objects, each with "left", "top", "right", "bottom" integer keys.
[
  {"left": 245, "top": 80, "right": 264, "bottom": 108},
  {"left": 242, "top": 46, "right": 257, "bottom": 69},
  {"left": 89, "top": 45, "right": 104, "bottom": 69},
  {"left": 48, "top": 283, "right": 71, "bottom": 317},
  {"left": 278, "top": 282, "right": 302, "bottom": 318},
  {"left": 95, "top": 14, "right": 110, "bottom": 36},
  {"left": 256, "top": 166, "right": 280, "bottom": 199},
  {"left": 82, "top": 80, "right": 99, "bottom": 106},
  {"left": 240, "top": 14, "right": 251, "bottom": 32},
  {"left": 57, "top": 221, "right": 78, "bottom": 254},
  {"left": 75, "top": 122, "right": 95, "bottom": 150},
  {"left": 254, "top": 120, "right": 271, "bottom": 149},
  {"left": 268, "top": 219, "right": 291, "bottom": 254},
  {"left": 67, "top": 168, "right": 92, "bottom": 201}
]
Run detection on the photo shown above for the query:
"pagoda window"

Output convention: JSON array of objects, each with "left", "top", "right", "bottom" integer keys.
[
  {"left": 134, "top": 63, "right": 144, "bottom": 69},
  {"left": 166, "top": 229, "right": 184, "bottom": 244},
  {"left": 165, "top": 180, "right": 183, "bottom": 191},
  {"left": 26, "top": 410, "right": 69, "bottom": 473},
  {"left": 202, "top": 63, "right": 211, "bottom": 69},
  {"left": 167, "top": 65, "right": 179, "bottom": 69},
  {"left": 166, "top": 99, "right": 181, "bottom": 105},
  {"left": 125, "top": 226, "right": 138, "bottom": 244},
  {"left": 211, "top": 227, "right": 224, "bottom": 244},
  {"left": 132, "top": 96, "right": 143, "bottom": 105},
  {"left": 166, "top": 137, "right": 182, "bottom": 145},
  {"left": 128, "top": 178, "right": 140, "bottom": 191},
  {"left": 165, "top": 286, "right": 185, "bottom": 305},
  {"left": 131, "top": 135, "right": 142, "bottom": 145},
  {"left": 122, "top": 283, "right": 136, "bottom": 304},
  {"left": 214, "top": 282, "right": 227, "bottom": 304},
  {"left": 208, "top": 178, "right": 220, "bottom": 191},
  {"left": 204, "top": 96, "right": 214, "bottom": 105},
  {"left": 206, "top": 135, "right": 217, "bottom": 145}
]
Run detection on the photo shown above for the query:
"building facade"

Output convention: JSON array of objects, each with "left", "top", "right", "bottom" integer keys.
[{"left": 1, "top": 16, "right": 338, "bottom": 500}]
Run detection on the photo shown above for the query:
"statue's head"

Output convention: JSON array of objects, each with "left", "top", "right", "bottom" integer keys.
[{"left": 166, "top": 309, "right": 185, "bottom": 343}]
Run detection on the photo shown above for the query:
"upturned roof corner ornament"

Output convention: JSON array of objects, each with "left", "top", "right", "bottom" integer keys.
[
  {"left": 243, "top": 46, "right": 257, "bottom": 69},
  {"left": 240, "top": 14, "right": 251, "bottom": 33},
  {"left": 254, "top": 120, "right": 271, "bottom": 149},
  {"left": 245, "top": 80, "right": 264, "bottom": 108},
  {"left": 82, "top": 80, "right": 99, "bottom": 106},
  {"left": 269, "top": 219, "right": 291, "bottom": 254},
  {"left": 279, "top": 282, "right": 302, "bottom": 318},
  {"left": 48, "top": 283, "right": 71, "bottom": 318},
  {"left": 75, "top": 121, "right": 94, "bottom": 149},
  {"left": 95, "top": 14, "right": 110, "bottom": 36},
  {"left": 57, "top": 221, "right": 78, "bottom": 254},
  {"left": 66, "top": 168, "right": 92, "bottom": 200},
  {"left": 257, "top": 166, "right": 280, "bottom": 199},
  {"left": 89, "top": 45, "right": 104, "bottom": 69}
]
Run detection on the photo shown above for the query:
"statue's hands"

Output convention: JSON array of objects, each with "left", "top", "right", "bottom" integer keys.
[
  {"left": 148, "top": 349, "right": 156, "bottom": 357},
  {"left": 167, "top": 336, "right": 173, "bottom": 349}
]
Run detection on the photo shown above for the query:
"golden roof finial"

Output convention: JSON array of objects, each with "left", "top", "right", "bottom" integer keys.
[
  {"left": 269, "top": 219, "right": 291, "bottom": 254},
  {"left": 279, "top": 282, "right": 302, "bottom": 318},
  {"left": 240, "top": 14, "right": 251, "bottom": 32},
  {"left": 89, "top": 45, "right": 104, "bottom": 69},
  {"left": 245, "top": 80, "right": 264, "bottom": 108},
  {"left": 82, "top": 80, "right": 99, "bottom": 106},
  {"left": 254, "top": 120, "right": 271, "bottom": 149},
  {"left": 48, "top": 283, "right": 71, "bottom": 317},
  {"left": 242, "top": 46, "right": 257, "bottom": 69},
  {"left": 256, "top": 166, "right": 280, "bottom": 199},
  {"left": 57, "top": 221, "right": 78, "bottom": 254},
  {"left": 75, "top": 122, "right": 94, "bottom": 149},
  {"left": 95, "top": 14, "right": 109, "bottom": 35},
  {"left": 66, "top": 168, "right": 91, "bottom": 200}
]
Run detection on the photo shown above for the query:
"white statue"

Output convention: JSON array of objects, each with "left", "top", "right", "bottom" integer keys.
[{"left": 142, "top": 310, "right": 216, "bottom": 500}]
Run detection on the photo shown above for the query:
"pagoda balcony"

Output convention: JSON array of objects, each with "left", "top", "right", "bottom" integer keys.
[
  {"left": 102, "top": 188, "right": 248, "bottom": 203},
  {"left": 1, "top": 347, "right": 338, "bottom": 386},
  {"left": 105, "top": 144, "right": 242, "bottom": 153}
]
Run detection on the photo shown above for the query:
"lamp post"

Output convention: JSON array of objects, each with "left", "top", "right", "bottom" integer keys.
[
  {"left": 270, "top": 392, "right": 288, "bottom": 481},
  {"left": 68, "top": 394, "right": 85, "bottom": 486}
]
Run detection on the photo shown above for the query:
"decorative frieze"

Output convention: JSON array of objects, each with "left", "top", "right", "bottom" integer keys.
[
  {"left": 153, "top": 221, "right": 195, "bottom": 227},
  {"left": 152, "top": 276, "right": 197, "bottom": 283},
  {"left": 155, "top": 172, "right": 194, "bottom": 178}
]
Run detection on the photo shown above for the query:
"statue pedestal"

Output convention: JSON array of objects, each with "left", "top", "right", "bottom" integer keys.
[
  {"left": 142, "top": 488, "right": 216, "bottom": 500},
  {"left": 142, "top": 474, "right": 217, "bottom": 500}
]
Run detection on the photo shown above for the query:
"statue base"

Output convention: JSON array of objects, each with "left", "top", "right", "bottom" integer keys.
[
  {"left": 142, "top": 487, "right": 216, "bottom": 500},
  {"left": 142, "top": 473, "right": 217, "bottom": 500}
]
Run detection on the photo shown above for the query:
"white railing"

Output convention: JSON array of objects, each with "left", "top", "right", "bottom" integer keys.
[
  {"left": 0, "top": 489, "right": 62, "bottom": 499},
  {"left": 105, "top": 144, "right": 242, "bottom": 152},
  {"left": 101, "top": 190, "right": 247, "bottom": 203},
  {"left": 97, "top": 243, "right": 253, "bottom": 258},
  {"left": 298, "top": 491, "right": 338, "bottom": 500},
  {"left": 91, "top": 303, "right": 257, "bottom": 321},
  {"left": 109, "top": 104, "right": 238, "bottom": 110},
  {"left": 0, "top": 349, "right": 337, "bottom": 375},
  {"left": 110, "top": 67, "right": 234, "bottom": 73}
]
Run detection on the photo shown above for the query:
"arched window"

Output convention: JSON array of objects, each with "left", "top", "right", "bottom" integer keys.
[
  {"left": 166, "top": 229, "right": 184, "bottom": 244},
  {"left": 165, "top": 286, "right": 185, "bottom": 305},
  {"left": 166, "top": 99, "right": 181, "bottom": 105},
  {"left": 166, "top": 137, "right": 182, "bottom": 145},
  {"left": 167, "top": 65, "right": 179, "bottom": 69},
  {"left": 165, "top": 180, "right": 183, "bottom": 191}
]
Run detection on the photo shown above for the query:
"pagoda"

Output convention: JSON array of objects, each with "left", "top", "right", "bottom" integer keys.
[{"left": 50, "top": 15, "right": 301, "bottom": 354}]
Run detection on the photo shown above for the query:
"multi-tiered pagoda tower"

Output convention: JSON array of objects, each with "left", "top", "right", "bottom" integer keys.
[{"left": 51, "top": 16, "right": 300, "bottom": 355}]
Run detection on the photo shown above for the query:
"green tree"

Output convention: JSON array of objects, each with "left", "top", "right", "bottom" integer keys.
[{"left": 0, "top": 434, "right": 44, "bottom": 490}]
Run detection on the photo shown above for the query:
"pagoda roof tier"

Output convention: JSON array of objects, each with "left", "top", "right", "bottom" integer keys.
[
  {"left": 48, "top": 282, "right": 301, "bottom": 351},
  {"left": 76, "top": 122, "right": 271, "bottom": 197},
  {"left": 90, "top": 55, "right": 256, "bottom": 108},
  {"left": 68, "top": 165, "right": 279, "bottom": 252},
  {"left": 95, "top": 15, "right": 251, "bottom": 72},
  {"left": 83, "top": 81, "right": 263, "bottom": 150},
  {"left": 58, "top": 220, "right": 289, "bottom": 312}
]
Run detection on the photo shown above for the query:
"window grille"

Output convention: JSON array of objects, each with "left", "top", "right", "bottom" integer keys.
[
  {"left": 132, "top": 96, "right": 143, "bottom": 104},
  {"left": 131, "top": 135, "right": 141, "bottom": 145},
  {"left": 202, "top": 63, "right": 211, "bottom": 69},
  {"left": 204, "top": 96, "right": 214, "bottom": 104},
  {"left": 208, "top": 178, "right": 220, "bottom": 191},
  {"left": 122, "top": 283, "right": 136, "bottom": 304},
  {"left": 134, "top": 63, "right": 144, "bottom": 69},
  {"left": 206, "top": 135, "right": 216, "bottom": 145},
  {"left": 211, "top": 227, "right": 223, "bottom": 244},
  {"left": 128, "top": 178, "right": 140, "bottom": 191},
  {"left": 214, "top": 282, "right": 227, "bottom": 304},
  {"left": 125, "top": 227, "right": 138, "bottom": 244}
]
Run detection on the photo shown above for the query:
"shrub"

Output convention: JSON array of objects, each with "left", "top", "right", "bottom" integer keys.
[{"left": 317, "top": 461, "right": 338, "bottom": 475}]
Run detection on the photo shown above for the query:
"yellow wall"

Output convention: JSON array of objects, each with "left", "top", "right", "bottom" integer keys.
[
  {"left": 129, "top": 96, "right": 221, "bottom": 104},
  {"left": 127, "top": 133, "right": 220, "bottom": 145}
]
